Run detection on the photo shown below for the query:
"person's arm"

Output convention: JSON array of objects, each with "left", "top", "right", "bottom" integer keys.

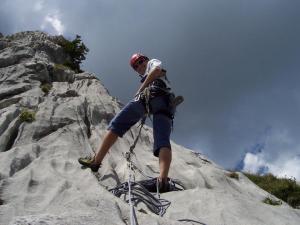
[{"left": 135, "top": 67, "right": 165, "bottom": 96}]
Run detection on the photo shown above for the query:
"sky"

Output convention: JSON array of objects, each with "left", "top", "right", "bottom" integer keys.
[{"left": 1, "top": 0, "right": 300, "bottom": 180}]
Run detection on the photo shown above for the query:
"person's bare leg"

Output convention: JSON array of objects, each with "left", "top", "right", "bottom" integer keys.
[
  {"left": 158, "top": 147, "right": 172, "bottom": 182},
  {"left": 93, "top": 130, "right": 118, "bottom": 165}
]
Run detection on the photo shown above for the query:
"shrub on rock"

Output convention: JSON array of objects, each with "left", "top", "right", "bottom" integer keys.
[
  {"left": 20, "top": 109, "right": 36, "bottom": 122},
  {"left": 53, "top": 35, "right": 89, "bottom": 73},
  {"left": 40, "top": 83, "right": 52, "bottom": 94}
]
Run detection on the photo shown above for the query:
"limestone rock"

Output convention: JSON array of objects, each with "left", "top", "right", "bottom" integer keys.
[{"left": 0, "top": 31, "right": 299, "bottom": 225}]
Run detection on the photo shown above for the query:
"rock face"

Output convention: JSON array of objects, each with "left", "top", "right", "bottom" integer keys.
[{"left": 0, "top": 31, "right": 299, "bottom": 225}]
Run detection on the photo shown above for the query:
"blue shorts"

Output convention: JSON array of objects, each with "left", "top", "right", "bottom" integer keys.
[{"left": 108, "top": 95, "right": 174, "bottom": 157}]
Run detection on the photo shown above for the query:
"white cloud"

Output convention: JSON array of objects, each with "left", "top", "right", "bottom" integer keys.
[
  {"left": 41, "top": 12, "right": 65, "bottom": 35},
  {"left": 243, "top": 152, "right": 267, "bottom": 173},
  {"left": 269, "top": 156, "right": 300, "bottom": 181},
  {"left": 242, "top": 152, "right": 300, "bottom": 181}
]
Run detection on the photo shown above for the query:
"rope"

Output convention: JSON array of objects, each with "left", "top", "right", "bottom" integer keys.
[
  {"left": 177, "top": 219, "right": 207, "bottom": 224},
  {"left": 109, "top": 180, "right": 171, "bottom": 216},
  {"left": 143, "top": 87, "right": 151, "bottom": 116},
  {"left": 109, "top": 176, "right": 184, "bottom": 216},
  {"left": 124, "top": 117, "right": 147, "bottom": 225},
  {"left": 156, "top": 177, "right": 160, "bottom": 201},
  {"left": 129, "top": 116, "right": 147, "bottom": 154},
  {"left": 128, "top": 162, "right": 138, "bottom": 225}
]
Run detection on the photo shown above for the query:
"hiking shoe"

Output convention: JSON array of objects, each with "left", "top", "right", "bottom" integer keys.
[
  {"left": 139, "top": 178, "right": 173, "bottom": 193},
  {"left": 78, "top": 156, "right": 101, "bottom": 172},
  {"left": 159, "top": 178, "right": 171, "bottom": 193}
]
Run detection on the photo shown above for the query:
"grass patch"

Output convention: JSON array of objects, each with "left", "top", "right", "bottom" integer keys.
[
  {"left": 54, "top": 63, "right": 70, "bottom": 71},
  {"left": 20, "top": 109, "right": 36, "bottom": 122},
  {"left": 244, "top": 172, "right": 300, "bottom": 208},
  {"left": 227, "top": 172, "right": 239, "bottom": 180},
  {"left": 40, "top": 83, "right": 52, "bottom": 94}
]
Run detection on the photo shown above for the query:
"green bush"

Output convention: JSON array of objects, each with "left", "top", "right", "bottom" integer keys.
[
  {"left": 53, "top": 35, "right": 89, "bottom": 73},
  {"left": 20, "top": 109, "right": 36, "bottom": 122},
  {"left": 244, "top": 172, "right": 300, "bottom": 208},
  {"left": 40, "top": 83, "right": 52, "bottom": 94},
  {"left": 287, "top": 191, "right": 300, "bottom": 208},
  {"left": 263, "top": 197, "right": 282, "bottom": 206}
]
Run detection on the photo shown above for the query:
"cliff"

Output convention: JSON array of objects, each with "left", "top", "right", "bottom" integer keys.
[{"left": 0, "top": 31, "right": 299, "bottom": 225}]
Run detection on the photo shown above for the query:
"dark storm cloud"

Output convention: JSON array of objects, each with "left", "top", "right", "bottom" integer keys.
[{"left": 1, "top": 0, "right": 300, "bottom": 172}]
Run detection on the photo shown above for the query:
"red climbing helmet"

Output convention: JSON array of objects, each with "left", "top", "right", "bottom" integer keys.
[{"left": 130, "top": 53, "right": 149, "bottom": 69}]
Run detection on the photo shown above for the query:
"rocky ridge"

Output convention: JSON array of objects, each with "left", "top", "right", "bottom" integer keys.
[{"left": 0, "top": 31, "right": 299, "bottom": 225}]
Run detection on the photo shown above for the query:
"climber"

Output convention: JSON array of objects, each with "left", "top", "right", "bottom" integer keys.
[{"left": 78, "top": 53, "right": 182, "bottom": 192}]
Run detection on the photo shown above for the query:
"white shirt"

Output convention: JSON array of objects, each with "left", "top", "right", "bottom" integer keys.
[{"left": 143, "top": 59, "right": 171, "bottom": 90}]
